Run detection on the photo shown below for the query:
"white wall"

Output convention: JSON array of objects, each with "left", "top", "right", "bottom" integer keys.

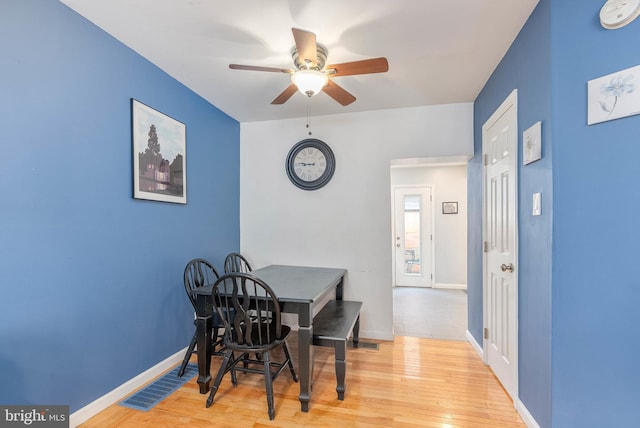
[
  {"left": 390, "top": 164, "right": 468, "bottom": 288},
  {"left": 240, "top": 103, "right": 473, "bottom": 340}
]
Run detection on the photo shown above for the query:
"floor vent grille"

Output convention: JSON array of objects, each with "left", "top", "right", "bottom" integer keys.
[{"left": 119, "top": 363, "right": 197, "bottom": 411}]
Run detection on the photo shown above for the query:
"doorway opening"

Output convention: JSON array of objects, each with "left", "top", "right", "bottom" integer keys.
[{"left": 390, "top": 158, "right": 469, "bottom": 341}]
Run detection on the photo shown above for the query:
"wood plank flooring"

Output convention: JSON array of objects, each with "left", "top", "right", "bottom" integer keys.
[{"left": 79, "top": 334, "right": 525, "bottom": 427}]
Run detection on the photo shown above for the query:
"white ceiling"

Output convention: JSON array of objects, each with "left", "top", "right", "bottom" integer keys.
[{"left": 60, "top": 0, "right": 538, "bottom": 123}]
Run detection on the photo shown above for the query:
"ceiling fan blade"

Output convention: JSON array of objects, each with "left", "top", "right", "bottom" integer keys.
[
  {"left": 271, "top": 84, "right": 298, "bottom": 105},
  {"left": 325, "top": 57, "right": 389, "bottom": 77},
  {"left": 229, "top": 64, "right": 293, "bottom": 73},
  {"left": 322, "top": 80, "right": 356, "bottom": 106},
  {"left": 292, "top": 28, "right": 318, "bottom": 67}
]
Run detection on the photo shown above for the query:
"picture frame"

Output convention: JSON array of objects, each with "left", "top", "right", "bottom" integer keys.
[
  {"left": 132, "top": 99, "right": 187, "bottom": 204},
  {"left": 442, "top": 202, "right": 458, "bottom": 214},
  {"left": 523, "top": 121, "right": 542, "bottom": 165},
  {"left": 587, "top": 64, "right": 640, "bottom": 125}
]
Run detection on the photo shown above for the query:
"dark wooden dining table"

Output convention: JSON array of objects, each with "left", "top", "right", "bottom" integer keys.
[{"left": 192, "top": 264, "right": 346, "bottom": 412}]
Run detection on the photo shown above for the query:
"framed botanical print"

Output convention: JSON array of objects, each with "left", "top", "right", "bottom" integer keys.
[
  {"left": 523, "top": 121, "right": 542, "bottom": 165},
  {"left": 588, "top": 64, "right": 640, "bottom": 125}
]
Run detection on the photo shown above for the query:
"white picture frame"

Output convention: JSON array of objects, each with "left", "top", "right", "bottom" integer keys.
[
  {"left": 523, "top": 121, "right": 542, "bottom": 165},
  {"left": 588, "top": 64, "right": 640, "bottom": 125}
]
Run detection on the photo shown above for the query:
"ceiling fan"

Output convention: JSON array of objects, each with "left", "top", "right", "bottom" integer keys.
[{"left": 229, "top": 28, "right": 389, "bottom": 106}]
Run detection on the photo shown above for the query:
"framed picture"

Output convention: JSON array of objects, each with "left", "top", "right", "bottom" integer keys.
[
  {"left": 132, "top": 99, "right": 187, "bottom": 204},
  {"left": 523, "top": 121, "right": 542, "bottom": 165},
  {"left": 588, "top": 64, "right": 640, "bottom": 125},
  {"left": 442, "top": 202, "right": 458, "bottom": 214}
]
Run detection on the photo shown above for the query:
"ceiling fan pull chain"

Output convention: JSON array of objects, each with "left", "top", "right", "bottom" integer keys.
[{"left": 306, "top": 100, "right": 312, "bottom": 135}]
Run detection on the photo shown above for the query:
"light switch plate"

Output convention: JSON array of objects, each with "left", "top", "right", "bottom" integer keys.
[{"left": 532, "top": 193, "right": 541, "bottom": 216}]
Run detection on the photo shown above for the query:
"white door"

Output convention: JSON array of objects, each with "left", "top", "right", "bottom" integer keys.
[
  {"left": 394, "top": 186, "right": 433, "bottom": 287},
  {"left": 482, "top": 90, "right": 518, "bottom": 399}
]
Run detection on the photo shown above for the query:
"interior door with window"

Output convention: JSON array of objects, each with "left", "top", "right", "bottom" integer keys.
[{"left": 394, "top": 186, "right": 433, "bottom": 287}]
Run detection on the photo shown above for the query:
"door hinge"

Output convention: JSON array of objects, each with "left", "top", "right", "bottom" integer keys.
[
  {"left": 430, "top": 234, "right": 433, "bottom": 241},
  {"left": 483, "top": 241, "right": 488, "bottom": 252},
  {"left": 483, "top": 154, "right": 489, "bottom": 166},
  {"left": 484, "top": 328, "right": 489, "bottom": 339}
]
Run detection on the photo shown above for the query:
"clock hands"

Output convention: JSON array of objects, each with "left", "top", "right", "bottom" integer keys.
[{"left": 295, "top": 162, "right": 316, "bottom": 167}]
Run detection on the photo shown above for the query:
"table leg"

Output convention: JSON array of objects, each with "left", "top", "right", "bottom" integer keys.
[
  {"left": 335, "top": 277, "right": 344, "bottom": 300},
  {"left": 297, "top": 306, "right": 313, "bottom": 412},
  {"left": 196, "top": 294, "right": 212, "bottom": 394}
]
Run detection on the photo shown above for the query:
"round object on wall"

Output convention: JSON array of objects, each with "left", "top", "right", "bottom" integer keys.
[
  {"left": 600, "top": 0, "right": 640, "bottom": 29},
  {"left": 285, "top": 139, "right": 335, "bottom": 190}
]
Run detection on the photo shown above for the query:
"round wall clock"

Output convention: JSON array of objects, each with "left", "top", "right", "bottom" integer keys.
[
  {"left": 286, "top": 138, "right": 335, "bottom": 190},
  {"left": 600, "top": 0, "right": 640, "bottom": 29}
]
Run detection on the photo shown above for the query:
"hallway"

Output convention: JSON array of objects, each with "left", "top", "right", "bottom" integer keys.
[{"left": 393, "top": 286, "right": 468, "bottom": 341}]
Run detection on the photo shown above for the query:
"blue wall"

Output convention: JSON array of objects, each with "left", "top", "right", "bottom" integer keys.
[
  {"left": 473, "top": 0, "right": 640, "bottom": 426},
  {"left": 471, "top": 0, "right": 552, "bottom": 426},
  {"left": 0, "top": 0, "right": 240, "bottom": 412},
  {"left": 551, "top": 0, "right": 640, "bottom": 426}
]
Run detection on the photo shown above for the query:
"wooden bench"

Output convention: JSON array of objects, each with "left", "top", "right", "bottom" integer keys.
[{"left": 312, "top": 300, "right": 363, "bottom": 400}]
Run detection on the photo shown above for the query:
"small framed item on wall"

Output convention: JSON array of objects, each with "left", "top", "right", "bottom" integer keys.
[
  {"left": 587, "top": 64, "right": 640, "bottom": 125},
  {"left": 442, "top": 202, "right": 458, "bottom": 214},
  {"left": 523, "top": 121, "right": 542, "bottom": 165},
  {"left": 132, "top": 99, "right": 187, "bottom": 204}
]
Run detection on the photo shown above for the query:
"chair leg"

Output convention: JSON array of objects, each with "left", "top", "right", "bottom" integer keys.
[
  {"left": 206, "top": 349, "right": 233, "bottom": 408},
  {"left": 334, "top": 340, "right": 347, "bottom": 400},
  {"left": 242, "top": 352, "right": 251, "bottom": 369},
  {"left": 282, "top": 340, "right": 298, "bottom": 382},
  {"left": 178, "top": 331, "right": 197, "bottom": 378},
  {"left": 230, "top": 352, "right": 238, "bottom": 385},
  {"left": 211, "top": 326, "right": 220, "bottom": 352},
  {"left": 262, "top": 352, "right": 275, "bottom": 420}
]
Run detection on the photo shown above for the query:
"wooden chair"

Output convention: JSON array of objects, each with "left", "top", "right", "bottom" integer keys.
[
  {"left": 223, "top": 253, "right": 261, "bottom": 362},
  {"left": 178, "top": 258, "right": 225, "bottom": 377},
  {"left": 223, "top": 252, "right": 253, "bottom": 274},
  {"left": 206, "top": 273, "right": 298, "bottom": 420}
]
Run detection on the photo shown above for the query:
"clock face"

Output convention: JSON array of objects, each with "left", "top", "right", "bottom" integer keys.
[
  {"left": 293, "top": 147, "right": 327, "bottom": 182},
  {"left": 286, "top": 139, "right": 335, "bottom": 190}
]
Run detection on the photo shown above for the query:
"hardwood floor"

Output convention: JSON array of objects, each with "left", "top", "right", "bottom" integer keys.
[{"left": 80, "top": 334, "right": 525, "bottom": 427}]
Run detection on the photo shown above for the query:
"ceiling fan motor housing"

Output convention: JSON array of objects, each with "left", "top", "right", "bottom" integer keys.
[{"left": 291, "top": 43, "right": 328, "bottom": 70}]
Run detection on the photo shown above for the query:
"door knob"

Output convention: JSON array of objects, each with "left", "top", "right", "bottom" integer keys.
[{"left": 500, "top": 263, "right": 514, "bottom": 273}]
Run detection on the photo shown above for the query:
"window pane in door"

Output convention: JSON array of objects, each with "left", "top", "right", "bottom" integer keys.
[{"left": 404, "top": 195, "right": 421, "bottom": 275}]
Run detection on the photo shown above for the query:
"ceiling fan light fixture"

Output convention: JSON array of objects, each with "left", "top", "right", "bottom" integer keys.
[{"left": 291, "top": 70, "right": 328, "bottom": 97}]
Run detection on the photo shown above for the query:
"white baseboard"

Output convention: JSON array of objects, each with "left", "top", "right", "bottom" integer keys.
[
  {"left": 515, "top": 398, "right": 541, "bottom": 428},
  {"left": 361, "top": 329, "right": 394, "bottom": 341},
  {"left": 466, "top": 329, "right": 483, "bottom": 359},
  {"left": 465, "top": 332, "right": 539, "bottom": 428},
  {"left": 69, "top": 347, "right": 187, "bottom": 427},
  {"left": 434, "top": 283, "right": 467, "bottom": 290}
]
